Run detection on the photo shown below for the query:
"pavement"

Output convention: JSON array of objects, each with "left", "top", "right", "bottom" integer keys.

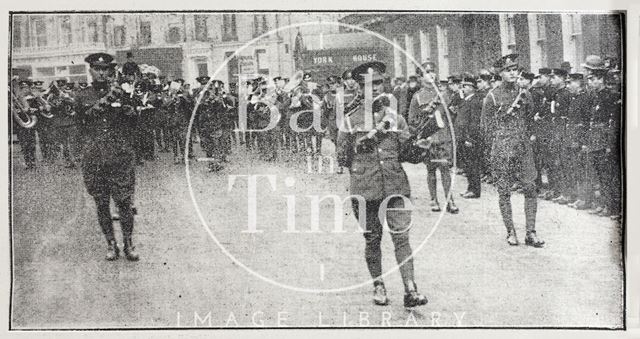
[{"left": 9, "top": 140, "right": 624, "bottom": 329}]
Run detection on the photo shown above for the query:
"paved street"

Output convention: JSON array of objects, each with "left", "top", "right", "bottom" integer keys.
[{"left": 10, "top": 140, "right": 624, "bottom": 329}]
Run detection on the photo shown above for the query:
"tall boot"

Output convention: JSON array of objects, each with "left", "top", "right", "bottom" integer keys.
[
  {"left": 403, "top": 281, "right": 428, "bottom": 308},
  {"left": 123, "top": 235, "right": 140, "bottom": 261},
  {"left": 105, "top": 238, "right": 119, "bottom": 261},
  {"left": 524, "top": 196, "right": 544, "bottom": 247},
  {"left": 499, "top": 194, "right": 518, "bottom": 245}
]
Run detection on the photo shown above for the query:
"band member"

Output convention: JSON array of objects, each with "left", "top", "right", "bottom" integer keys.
[
  {"left": 165, "top": 79, "right": 192, "bottom": 164},
  {"left": 75, "top": 52, "right": 140, "bottom": 261},
  {"left": 337, "top": 61, "right": 428, "bottom": 308},
  {"left": 132, "top": 80, "right": 157, "bottom": 162},
  {"left": 481, "top": 54, "right": 544, "bottom": 247},
  {"left": 408, "top": 61, "right": 459, "bottom": 214},
  {"left": 11, "top": 78, "right": 38, "bottom": 169},
  {"left": 197, "top": 79, "right": 233, "bottom": 171},
  {"left": 457, "top": 76, "right": 484, "bottom": 198},
  {"left": 48, "top": 79, "right": 79, "bottom": 168}
]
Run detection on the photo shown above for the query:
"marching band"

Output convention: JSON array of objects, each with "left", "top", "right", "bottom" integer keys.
[{"left": 10, "top": 50, "right": 623, "bottom": 306}]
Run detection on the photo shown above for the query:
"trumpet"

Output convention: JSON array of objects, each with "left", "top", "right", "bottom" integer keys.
[{"left": 11, "top": 91, "right": 38, "bottom": 128}]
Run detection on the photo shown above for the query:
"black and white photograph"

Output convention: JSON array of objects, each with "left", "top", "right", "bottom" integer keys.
[{"left": 4, "top": 5, "right": 634, "bottom": 333}]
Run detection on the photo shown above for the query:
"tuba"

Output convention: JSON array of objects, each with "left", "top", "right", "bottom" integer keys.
[{"left": 11, "top": 91, "right": 38, "bottom": 128}]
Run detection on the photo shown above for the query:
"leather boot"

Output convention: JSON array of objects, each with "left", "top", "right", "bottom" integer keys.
[
  {"left": 446, "top": 200, "right": 459, "bottom": 214},
  {"left": 372, "top": 282, "right": 388, "bottom": 306},
  {"left": 123, "top": 236, "right": 140, "bottom": 261},
  {"left": 106, "top": 239, "right": 119, "bottom": 261},
  {"left": 403, "top": 281, "right": 428, "bottom": 308},
  {"left": 430, "top": 199, "right": 441, "bottom": 212},
  {"left": 506, "top": 230, "right": 519, "bottom": 246},
  {"left": 525, "top": 231, "right": 545, "bottom": 248}
]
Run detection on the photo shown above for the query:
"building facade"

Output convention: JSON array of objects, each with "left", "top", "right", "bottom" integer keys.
[
  {"left": 10, "top": 12, "right": 346, "bottom": 90},
  {"left": 11, "top": 12, "right": 623, "bottom": 88},
  {"left": 340, "top": 13, "right": 623, "bottom": 80}
]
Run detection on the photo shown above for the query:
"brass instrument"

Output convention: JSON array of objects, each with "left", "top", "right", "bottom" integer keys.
[{"left": 11, "top": 91, "right": 38, "bottom": 128}]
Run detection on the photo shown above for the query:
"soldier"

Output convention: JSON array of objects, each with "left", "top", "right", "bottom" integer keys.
[
  {"left": 481, "top": 54, "right": 544, "bottom": 247},
  {"left": 530, "top": 68, "right": 555, "bottom": 198},
  {"left": 336, "top": 61, "right": 428, "bottom": 308},
  {"left": 48, "top": 79, "right": 79, "bottom": 168},
  {"left": 75, "top": 52, "right": 139, "bottom": 261},
  {"left": 132, "top": 80, "right": 158, "bottom": 162},
  {"left": 585, "top": 68, "right": 621, "bottom": 218},
  {"left": 408, "top": 61, "right": 459, "bottom": 213},
  {"left": 565, "top": 73, "right": 593, "bottom": 210},
  {"left": 548, "top": 68, "right": 573, "bottom": 204},
  {"left": 165, "top": 79, "right": 192, "bottom": 164},
  {"left": 32, "top": 80, "right": 56, "bottom": 163},
  {"left": 197, "top": 79, "right": 233, "bottom": 171},
  {"left": 475, "top": 73, "right": 493, "bottom": 184},
  {"left": 11, "top": 79, "right": 38, "bottom": 169},
  {"left": 457, "top": 76, "right": 484, "bottom": 198}
]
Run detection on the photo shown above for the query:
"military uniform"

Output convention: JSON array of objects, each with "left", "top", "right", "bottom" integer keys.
[
  {"left": 75, "top": 52, "right": 139, "bottom": 261},
  {"left": 457, "top": 80, "right": 485, "bottom": 197},
  {"left": 481, "top": 54, "right": 543, "bottom": 247},
  {"left": 197, "top": 80, "right": 234, "bottom": 171},
  {"left": 565, "top": 81, "right": 592, "bottom": 206},
  {"left": 407, "top": 81, "right": 458, "bottom": 213},
  {"left": 49, "top": 81, "right": 79, "bottom": 168},
  {"left": 336, "top": 61, "right": 427, "bottom": 307},
  {"left": 587, "top": 82, "right": 621, "bottom": 217},
  {"left": 12, "top": 80, "right": 38, "bottom": 169},
  {"left": 548, "top": 78, "right": 572, "bottom": 202}
]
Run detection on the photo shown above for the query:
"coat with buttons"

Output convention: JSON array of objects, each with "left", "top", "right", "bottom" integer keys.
[
  {"left": 75, "top": 86, "right": 138, "bottom": 165},
  {"left": 337, "top": 100, "right": 412, "bottom": 201}
]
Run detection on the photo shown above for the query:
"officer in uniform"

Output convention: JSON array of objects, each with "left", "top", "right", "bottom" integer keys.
[
  {"left": 481, "top": 54, "right": 544, "bottom": 247},
  {"left": 75, "top": 52, "right": 139, "bottom": 261},
  {"left": 337, "top": 61, "right": 428, "bottom": 308},
  {"left": 166, "top": 79, "right": 192, "bottom": 164},
  {"left": 32, "top": 80, "right": 55, "bottom": 163},
  {"left": 408, "top": 61, "right": 459, "bottom": 213},
  {"left": 457, "top": 76, "right": 484, "bottom": 198}
]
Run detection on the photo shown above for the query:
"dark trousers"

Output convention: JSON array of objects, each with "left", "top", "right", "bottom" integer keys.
[
  {"left": 16, "top": 127, "right": 36, "bottom": 166},
  {"left": 463, "top": 143, "right": 482, "bottom": 196},
  {"left": 351, "top": 197, "right": 414, "bottom": 288},
  {"left": 591, "top": 149, "right": 621, "bottom": 214}
]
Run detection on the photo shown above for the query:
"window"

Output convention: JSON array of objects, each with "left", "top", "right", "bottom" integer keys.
[
  {"left": 569, "top": 14, "right": 582, "bottom": 36},
  {"left": 69, "top": 65, "right": 86, "bottom": 75},
  {"left": 36, "top": 67, "right": 55, "bottom": 77},
  {"left": 506, "top": 14, "right": 516, "bottom": 49},
  {"left": 113, "top": 25, "right": 126, "bottom": 47},
  {"left": 255, "top": 49, "right": 268, "bottom": 73},
  {"left": 536, "top": 15, "right": 546, "bottom": 41},
  {"left": 60, "top": 15, "right": 72, "bottom": 46},
  {"left": 33, "top": 16, "right": 47, "bottom": 47},
  {"left": 87, "top": 20, "right": 99, "bottom": 43},
  {"left": 197, "top": 62, "right": 208, "bottom": 77},
  {"left": 253, "top": 14, "right": 268, "bottom": 37},
  {"left": 284, "top": 43, "right": 289, "bottom": 54},
  {"left": 167, "top": 25, "right": 182, "bottom": 44},
  {"left": 12, "top": 16, "right": 22, "bottom": 48},
  {"left": 568, "top": 14, "right": 583, "bottom": 73},
  {"left": 139, "top": 21, "right": 152, "bottom": 45},
  {"left": 222, "top": 14, "right": 237, "bottom": 41},
  {"left": 195, "top": 15, "right": 208, "bottom": 41}
]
